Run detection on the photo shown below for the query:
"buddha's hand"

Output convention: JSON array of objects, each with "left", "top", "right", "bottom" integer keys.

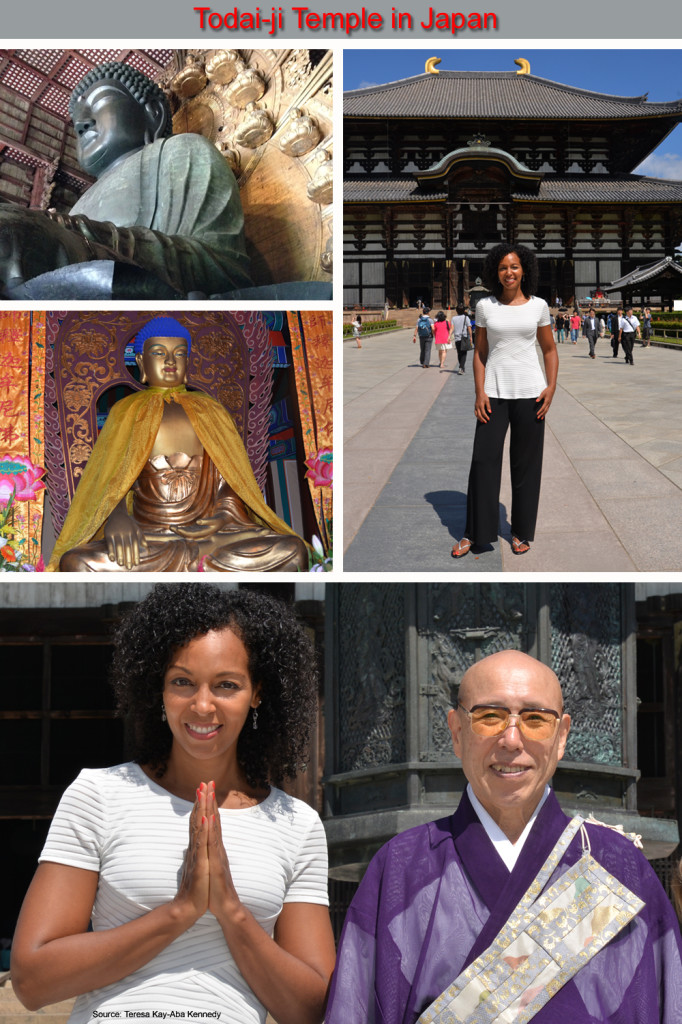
[
  {"left": 170, "top": 512, "right": 231, "bottom": 540},
  {"left": 0, "top": 207, "right": 83, "bottom": 295},
  {"left": 103, "top": 506, "right": 148, "bottom": 568},
  {"left": 174, "top": 782, "right": 210, "bottom": 921},
  {"left": 205, "top": 781, "right": 240, "bottom": 919}
]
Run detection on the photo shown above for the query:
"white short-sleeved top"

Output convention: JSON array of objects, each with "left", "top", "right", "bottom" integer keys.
[
  {"left": 39, "top": 763, "right": 329, "bottom": 1024},
  {"left": 474, "top": 295, "right": 551, "bottom": 399},
  {"left": 619, "top": 315, "right": 639, "bottom": 333}
]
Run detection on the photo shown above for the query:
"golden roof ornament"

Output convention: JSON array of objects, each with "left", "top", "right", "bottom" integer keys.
[
  {"left": 515, "top": 58, "right": 531, "bottom": 75},
  {"left": 467, "top": 133, "right": 492, "bottom": 148},
  {"left": 425, "top": 57, "right": 441, "bottom": 75}
]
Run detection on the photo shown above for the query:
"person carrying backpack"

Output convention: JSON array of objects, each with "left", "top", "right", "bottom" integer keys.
[{"left": 413, "top": 307, "right": 435, "bottom": 367}]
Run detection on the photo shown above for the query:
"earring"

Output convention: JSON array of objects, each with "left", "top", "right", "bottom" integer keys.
[
  {"left": 161, "top": 703, "right": 167, "bottom": 722},
  {"left": 252, "top": 705, "right": 260, "bottom": 730}
]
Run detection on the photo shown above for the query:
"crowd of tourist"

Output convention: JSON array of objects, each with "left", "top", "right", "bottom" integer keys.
[{"left": 550, "top": 305, "right": 653, "bottom": 361}]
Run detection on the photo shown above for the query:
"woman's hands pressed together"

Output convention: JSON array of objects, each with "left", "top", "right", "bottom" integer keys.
[
  {"left": 175, "top": 783, "right": 211, "bottom": 919},
  {"left": 175, "top": 781, "right": 239, "bottom": 922},
  {"left": 11, "top": 780, "right": 238, "bottom": 1013},
  {"left": 176, "top": 781, "right": 334, "bottom": 1024}
]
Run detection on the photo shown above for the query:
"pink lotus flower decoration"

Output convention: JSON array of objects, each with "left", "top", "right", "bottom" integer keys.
[
  {"left": 304, "top": 448, "right": 333, "bottom": 488},
  {"left": 0, "top": 454, "right": 46, "bottom": 504}
]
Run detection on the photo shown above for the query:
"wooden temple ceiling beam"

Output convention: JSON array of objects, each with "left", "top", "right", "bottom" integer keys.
[
  {"left": 0, "top": 49, "right": 174, "bottom": 123},
  {"left": 0, "top": 134, "right": 51, "bottom": 165},
  {"left": 0, "top": 132, "right": 91, "bottom": 193}
]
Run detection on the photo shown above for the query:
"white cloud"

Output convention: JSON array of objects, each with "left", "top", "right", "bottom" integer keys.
[{"left": 635, "top": 152, "right": 682, "bottom": 179}]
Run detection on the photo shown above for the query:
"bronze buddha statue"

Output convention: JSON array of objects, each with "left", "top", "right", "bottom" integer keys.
[
  {"left": 48, "top": 317, "right": 307, "bottom": 572},
  {"left": 0, "top": 62, "right": 252, "bottom": 300}
]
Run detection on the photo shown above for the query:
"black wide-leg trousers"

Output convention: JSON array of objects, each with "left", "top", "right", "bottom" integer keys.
[{"left": 464, "top": 397, "right": 545, "bottom": 544}]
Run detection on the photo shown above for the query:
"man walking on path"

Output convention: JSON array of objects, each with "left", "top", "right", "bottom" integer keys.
[
  {"left": 610, "top": 308, "right": 623, "bottom": 357},
  {"left": 619, "top": 307, "right": 640, "bottom": 365},
  {"left": 584, "top": 307, "right": 600, "bottom": 359},
  {"left": 414, "top": 307, "right": 435, "bottom": 368}
]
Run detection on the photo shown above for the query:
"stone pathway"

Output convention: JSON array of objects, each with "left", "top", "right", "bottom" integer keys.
[{"left": 343, "top": 330, "right": 682, "bottom": 572}]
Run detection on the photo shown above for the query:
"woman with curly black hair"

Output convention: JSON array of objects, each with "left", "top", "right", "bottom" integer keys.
[
  {"left": 452, "top": 243, "right": 557, "bottom": 559},
  {"left": 12, "top": 584, "right": 335, "bottom": 1024}
]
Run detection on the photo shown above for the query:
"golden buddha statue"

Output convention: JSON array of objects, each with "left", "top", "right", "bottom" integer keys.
[{"left": 48, "top": 317, "right": 308, "bottom": 572}]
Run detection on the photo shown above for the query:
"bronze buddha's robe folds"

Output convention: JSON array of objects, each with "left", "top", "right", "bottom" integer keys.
[
  {"left": 60, "top": 453, "right": 305, "bottom": 572},
  {"left": 47, "top": 135, "right": 252, "bottom": 297}
]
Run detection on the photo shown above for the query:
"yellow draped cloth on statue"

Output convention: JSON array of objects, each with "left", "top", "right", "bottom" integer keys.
[{"left": 47, "top": 385, "right": 300, "bottom": 571}]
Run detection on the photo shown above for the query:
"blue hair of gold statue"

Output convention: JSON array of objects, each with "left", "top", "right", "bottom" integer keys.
[{"left": 133, "top": 317, "right": 192, "bottom": 355}]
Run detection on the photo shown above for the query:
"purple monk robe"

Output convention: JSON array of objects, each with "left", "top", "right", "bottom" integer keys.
[{"left": 325, "top": 791, "right": 682, "bottom": 1024}]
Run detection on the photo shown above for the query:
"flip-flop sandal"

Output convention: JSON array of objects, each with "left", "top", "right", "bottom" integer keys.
[
  {"left": 452, "top": 538, "right": 472, "bottom": 558},
  {"left": 512, "top": 537, "right": 530, "bottom": 555}
]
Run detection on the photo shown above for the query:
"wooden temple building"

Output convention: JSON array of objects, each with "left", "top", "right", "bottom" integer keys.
[{"left": 343, "top": 62, "right": 682, "bottom": 310}]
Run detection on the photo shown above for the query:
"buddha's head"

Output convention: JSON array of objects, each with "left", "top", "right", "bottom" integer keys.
[
  {"left": 134, "top": 317, "right": 192, "bottom": 389},
  {"left": 70, "top": 62, "right": 173, "bottom": 178}
]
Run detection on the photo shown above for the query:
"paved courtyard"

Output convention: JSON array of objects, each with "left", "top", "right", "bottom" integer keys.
[{"left": 343, "top": 329, "right": 682, "bottom": 572}]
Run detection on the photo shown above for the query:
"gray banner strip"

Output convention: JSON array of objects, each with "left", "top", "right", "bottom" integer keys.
[{"left": 3, "top": 0, "right": 680, "bottom": 38}]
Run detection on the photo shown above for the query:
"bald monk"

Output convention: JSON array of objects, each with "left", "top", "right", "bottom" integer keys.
[
  {"left": 326, "top": 650, "right": 682, "bottom": 1024},
  {"left": 49, "top": 317, "right": 307, "bottom": 572}
]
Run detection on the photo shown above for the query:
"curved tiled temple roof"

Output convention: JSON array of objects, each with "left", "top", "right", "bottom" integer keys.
[
  {"left": 344, "top": 71, "right": 682, "bottom": 121},
  {"left": 605, "top": 256, "right": 682, "bottom": 291},
  {"left": 344, "top": 175, "right": 682, "bottom": 204}
]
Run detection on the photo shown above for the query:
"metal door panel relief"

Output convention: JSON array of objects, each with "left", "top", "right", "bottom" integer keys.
[
  {"left": 550, "top": 584, "right": 623, "bottom": 766},
  {"left": 337, "top": 585, "right": 406, "bottom": 771},
  {"left": 418, "top": 584, "right": 530, "bottom": 762}
]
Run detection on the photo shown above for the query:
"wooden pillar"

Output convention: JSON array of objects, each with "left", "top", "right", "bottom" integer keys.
[
  {"left": 550, "top": 259, "right": 558, "bottom": 308},
  {"left": 447, "top": 261, "right": 458, "bottom": 309}
]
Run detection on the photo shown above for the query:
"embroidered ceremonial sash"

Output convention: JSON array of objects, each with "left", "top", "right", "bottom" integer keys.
[{"left": 417, "top": 816, "right": 644, "bottom": 1024}]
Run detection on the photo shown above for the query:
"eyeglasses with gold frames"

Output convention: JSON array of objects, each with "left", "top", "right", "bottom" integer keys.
[{"left": 457, "top": 702, "right": 561, "bottom": 740}]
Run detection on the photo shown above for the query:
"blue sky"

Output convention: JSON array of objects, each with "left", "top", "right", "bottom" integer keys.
[{"left": 343, "top": 49, "right": 682, "bottom": 178}]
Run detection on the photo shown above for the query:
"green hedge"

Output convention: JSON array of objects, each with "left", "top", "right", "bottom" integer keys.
[
  {"left": 343, "top": 319, "right": 399, "bottom": 337},
  {"left": 650, "top": 320, "right": 682, "bottom": 331},
  {"left": 651, "top": 311, "right": 682, "bottom": 324}
]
